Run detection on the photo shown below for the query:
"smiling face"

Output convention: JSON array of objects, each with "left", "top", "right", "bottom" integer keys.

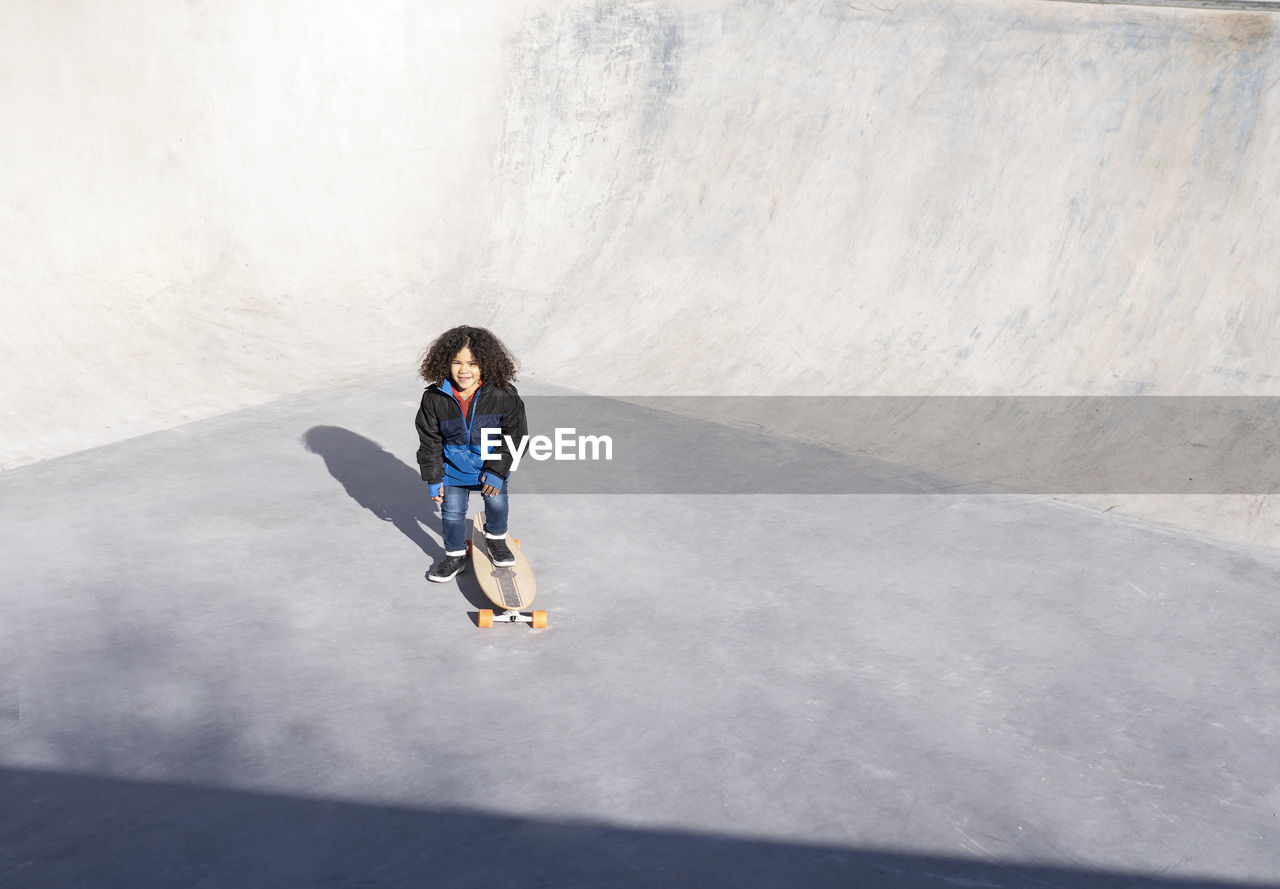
[{"left": 449, "top": 345, "right": 482, "bottom": 396}]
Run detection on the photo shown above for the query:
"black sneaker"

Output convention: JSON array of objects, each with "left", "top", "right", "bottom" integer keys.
[
  {"left": 428, "top": 554, "right": 467, "bottom": 582},
  {"left": 486, "top": 536, "right": 516, "bottom": 567}
]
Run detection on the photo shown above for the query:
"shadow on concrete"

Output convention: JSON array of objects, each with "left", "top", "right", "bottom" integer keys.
[
  {"left": 1, "top": 766, "right": 1270, "bottom": 889},
  {"left": 302, "top": 426, "right": 439, "bottom": 558},
  {"left": 302, "top": 425, "right": 503, "bottom": 615},
  {"left": 455, "top": 568, "right": 507, "bottom": 617}
]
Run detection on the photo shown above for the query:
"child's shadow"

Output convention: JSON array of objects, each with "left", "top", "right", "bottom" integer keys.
[
  {"left": 302, "top": 426, "right": 492, "bottom": 611},
  {"left": 303, "top": 426, "right": 438, "bottom": 556}
]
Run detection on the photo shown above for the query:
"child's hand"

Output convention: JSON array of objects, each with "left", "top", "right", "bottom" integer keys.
[
  {"left": 481, "top": 483, "right": 500, "bottom": 497},
  {"left": 432, "top": 493, "right": 444, "bottom": 503}
]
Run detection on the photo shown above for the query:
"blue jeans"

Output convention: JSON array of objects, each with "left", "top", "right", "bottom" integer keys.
[{"left": 441, "top": 484, "right": 508, "bottom": 555}]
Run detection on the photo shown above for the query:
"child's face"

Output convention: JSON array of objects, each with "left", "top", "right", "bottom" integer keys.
[{"left": 450, "top": 346, "right": 482, "bottom": 391}]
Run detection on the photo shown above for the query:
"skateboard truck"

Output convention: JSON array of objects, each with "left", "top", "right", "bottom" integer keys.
[{"left": 478, "top": 608, "right": 548, "bottom": 628}]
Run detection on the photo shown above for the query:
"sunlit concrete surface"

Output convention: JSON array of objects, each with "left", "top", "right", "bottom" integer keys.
[
  {"left": 2, "top": 375, "right": 1279, "bottom": 886},
  {"left": 3, "top": 0, "right": 1280, "bottom": 884},
  {"left": 1061, "top": 2, "right": 1280, "bottom": 10},
  {"left": 2, "top": 0, "right": 1279, "bottom": 543}
]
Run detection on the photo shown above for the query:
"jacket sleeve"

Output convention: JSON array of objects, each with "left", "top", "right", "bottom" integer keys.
[
  {"left": 479, "top": 388, "right": 528, "bottom": 489},
  {"left": 415, "top": 391, "right": 444, "bottom": 485}
]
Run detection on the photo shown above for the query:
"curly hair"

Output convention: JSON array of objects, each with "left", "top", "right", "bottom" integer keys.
[{"left": 418, "top": 325, "right": 520, "bottom": 390}]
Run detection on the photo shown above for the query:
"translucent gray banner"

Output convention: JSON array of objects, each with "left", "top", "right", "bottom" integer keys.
[{"left": 503, "top": 396, "right": 1280, "bottom": 495}]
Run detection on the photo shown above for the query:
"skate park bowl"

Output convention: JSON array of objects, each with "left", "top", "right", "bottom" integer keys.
[
  {"left": 3, "top": 0, "right": 1280, "bottom": 546},
  {"left": 3, "top": 1, "right": 1280, "bottom": 886}
]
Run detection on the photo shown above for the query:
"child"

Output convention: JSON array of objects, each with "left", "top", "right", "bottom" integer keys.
[{"left": 415, "top": 325, "right": 528, "bottom": 582}]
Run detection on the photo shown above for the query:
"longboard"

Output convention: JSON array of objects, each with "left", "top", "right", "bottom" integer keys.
[{"left": 468, "top": 511, "right": 545, "bottom": 628}]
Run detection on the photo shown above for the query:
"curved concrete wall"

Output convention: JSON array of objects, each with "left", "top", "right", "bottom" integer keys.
[
  {"left": 2, "top": 0, "right": 1278, "bottom": 542},
  {"left": 1, "top": 2, "right": 509, "bottom": 464}
]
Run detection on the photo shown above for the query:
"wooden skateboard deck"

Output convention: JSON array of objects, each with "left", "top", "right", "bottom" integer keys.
[{"left": 468, "top": 511, "right": 545, "bottom": 628}]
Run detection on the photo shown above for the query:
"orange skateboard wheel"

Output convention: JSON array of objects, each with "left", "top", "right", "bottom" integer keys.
[
  {"left": 532, "top": 610, "right": 547, "bottom": 629},
  {"left": 513, "top": 538, "right": 521, "bottom": 548},
  {"left": 478, "top": 609, "right": 493, "bottom": 628},
  {"left": 465, "top": 539, "right": 473, "bottom": 556}
]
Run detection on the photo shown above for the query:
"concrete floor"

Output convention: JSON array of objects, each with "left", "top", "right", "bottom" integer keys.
[
  {"left": 3, "top": 375, "right": 1279, "bottom": 887},
  {"left": 4, "top": 1, "right": 1280, "bottom": 885}
]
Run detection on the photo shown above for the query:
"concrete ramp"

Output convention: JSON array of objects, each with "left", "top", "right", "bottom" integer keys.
[
  {"left": 4, "top": 4, "right": 1280, "bottom": 884},
  {"left": 2, "top": 0, "right": 1279, "bottom": 543}
]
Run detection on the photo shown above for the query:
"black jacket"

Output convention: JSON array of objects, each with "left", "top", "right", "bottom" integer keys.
[{"left": 415, "top": 381, "right": 528, "bottom": 494}]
